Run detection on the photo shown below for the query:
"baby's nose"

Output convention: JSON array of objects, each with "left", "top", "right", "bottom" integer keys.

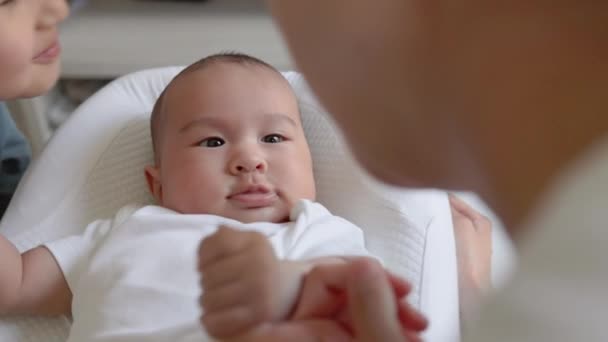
[{"left": 229, "top": 155, "right": 267, "bottom": 174}]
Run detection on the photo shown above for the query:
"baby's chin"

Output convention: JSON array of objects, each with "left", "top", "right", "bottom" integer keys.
[{"left": 228, "top": 207, "right": 291, "bottom": 224}]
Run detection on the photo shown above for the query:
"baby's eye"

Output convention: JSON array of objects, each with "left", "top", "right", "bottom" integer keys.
[
  {"left": 262, "top": 134, "right": 285, "bottom": 143},
  {"left": 199, "top": 137, "right": 225, "bottom": 148}
]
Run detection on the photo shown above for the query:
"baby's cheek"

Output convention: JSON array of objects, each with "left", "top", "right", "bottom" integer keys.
[{"left": 290, "top": 172, "right": 316, "bottom": 201}]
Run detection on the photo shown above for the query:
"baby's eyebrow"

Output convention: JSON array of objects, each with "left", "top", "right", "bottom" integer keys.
[
  {"left": 179, "top": 112, "right": 298, "bottom": 133},
  {"left": 180, "top": 116, "right": 226, "bottom": 133},
  {"left": 263, "top": 113, "right": 298, "bottom": 127}
]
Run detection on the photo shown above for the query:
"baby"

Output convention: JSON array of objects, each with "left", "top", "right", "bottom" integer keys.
[
  {"left": 145, "top": 53, "right": 397, "bottom": 338},
  {"left": 0, "top": 53, "right": 419, "bottom": 341}
]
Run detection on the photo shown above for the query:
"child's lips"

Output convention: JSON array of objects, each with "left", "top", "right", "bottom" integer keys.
[{"left": 33, "top": 40, "right": 61, "bottom": 64}]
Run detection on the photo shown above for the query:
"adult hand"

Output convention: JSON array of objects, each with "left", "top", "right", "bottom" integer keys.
[
  {"left": 223, "top": 259, "right": 428, "bottom": 342},
  {"left": 293, "top": 259, "right": 428, "bottom": 342}
]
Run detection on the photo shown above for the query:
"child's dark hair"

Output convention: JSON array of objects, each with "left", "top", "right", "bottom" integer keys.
[{"left": 150, "top": 52, "right": 281, "bottom": 164}]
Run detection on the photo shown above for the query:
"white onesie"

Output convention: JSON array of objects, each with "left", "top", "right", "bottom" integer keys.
[{"left": 45, "top": 199, "right": 370, "bottom": 342}]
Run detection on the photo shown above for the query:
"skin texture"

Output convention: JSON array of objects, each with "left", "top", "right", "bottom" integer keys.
[
  {"left": 145, "top": 63, "right": 316, "bottom": 223},
  {"left": 0, "top": 0, "right": 69, "bottom": 100}
]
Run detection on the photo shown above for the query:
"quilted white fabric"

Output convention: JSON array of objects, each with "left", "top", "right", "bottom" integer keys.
[{"left": 0, "top": 68, "right": 459, "bottom": 341}]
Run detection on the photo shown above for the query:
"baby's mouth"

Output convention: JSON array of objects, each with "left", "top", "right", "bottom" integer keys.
[{"left": 227, "top": 186, "right": 277, "bottom": 208}]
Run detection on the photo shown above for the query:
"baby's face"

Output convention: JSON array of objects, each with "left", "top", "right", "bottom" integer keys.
[{"left": 147, "top": 63, "right": 316, "bottom": 223}]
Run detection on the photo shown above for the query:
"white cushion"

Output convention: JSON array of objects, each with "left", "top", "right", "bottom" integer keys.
[{"left": 0, "top": 68, "right": 459, "bottom": 341}]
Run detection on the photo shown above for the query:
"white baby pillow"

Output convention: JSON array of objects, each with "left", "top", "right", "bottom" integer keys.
[{"left": 0, "top": 68, "right": 459, "bottom": 341}]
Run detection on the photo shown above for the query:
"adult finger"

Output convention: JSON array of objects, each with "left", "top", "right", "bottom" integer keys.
[
  {"left": 293, "top": 259, "right": 414, "bottom": 320},
  {"left": 291, "top": 262, "right": 351, "bottom": 320}
]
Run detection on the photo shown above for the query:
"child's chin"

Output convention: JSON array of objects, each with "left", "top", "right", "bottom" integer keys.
[{"left": 22, "top": 64, "right": 61, "bottom": 98}]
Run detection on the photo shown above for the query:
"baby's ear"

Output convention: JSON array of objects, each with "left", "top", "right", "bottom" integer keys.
[{"left": 144, "top": 165, "right": 163, "bottom": 204}]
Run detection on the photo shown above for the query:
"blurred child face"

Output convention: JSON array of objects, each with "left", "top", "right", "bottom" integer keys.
[
  {"left": 0, "top": 0, "right": 69, "bottom": 100},
  {"left": 146, "top": 63, "right": 316, "bottom": 223}
]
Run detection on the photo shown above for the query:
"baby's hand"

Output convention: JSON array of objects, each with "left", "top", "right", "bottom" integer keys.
[{"left": 198, "top": 226, "right": 281, "bottom": 339}]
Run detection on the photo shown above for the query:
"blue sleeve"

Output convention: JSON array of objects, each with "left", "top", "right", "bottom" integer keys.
[{"left": 0, "top": 103, "right": 32, "bottom": 216}]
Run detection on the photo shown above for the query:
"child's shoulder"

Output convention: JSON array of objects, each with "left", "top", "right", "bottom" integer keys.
[
  {"left": 117, "top": 203, "right": 148, "bottom": 215},
  {"left": 111, "top": 203, "right": 157, "bottom": 226}
]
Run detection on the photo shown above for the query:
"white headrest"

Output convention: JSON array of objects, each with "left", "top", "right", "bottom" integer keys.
[{"left": 0, "top": 68, "right": 458, "bottom": 341}]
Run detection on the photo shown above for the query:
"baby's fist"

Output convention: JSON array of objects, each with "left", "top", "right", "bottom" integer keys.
[{"left": 198, "top": 226, "right": 280, "bottom": 339}]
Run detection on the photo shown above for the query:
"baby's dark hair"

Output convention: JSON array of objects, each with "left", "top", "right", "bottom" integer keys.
[{"left": 150, "top": 52, "right": 282, "bottom": 164}]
